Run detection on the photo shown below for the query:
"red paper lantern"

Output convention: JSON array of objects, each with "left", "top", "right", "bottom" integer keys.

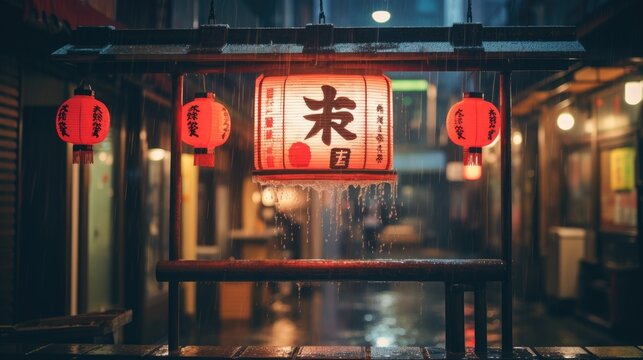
[
  {"left": 56, "top": 86, "right": 110, "bottom": 164},
  {"left": 181, "top": 92, "right": 231, "bottom": 167},
  {"left": 253, "top": 74, "right": 395, "bottom": 185},
  {"left": 446, "top": 92, "right": 500, "bottom": 180}
]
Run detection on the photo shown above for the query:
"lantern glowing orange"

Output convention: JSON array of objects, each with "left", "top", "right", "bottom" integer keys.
[
  {"left": 181, "top": 92, "right": 231, "bottom": 167},
  {"left": 446, "top": 92, "right": 500, "bottom": 180},
  {"left": 56, "top": 86, "right": 110, "bottom": 164},
  {"left": 253, "top": 74, "right": 395, "bottom": 184}
]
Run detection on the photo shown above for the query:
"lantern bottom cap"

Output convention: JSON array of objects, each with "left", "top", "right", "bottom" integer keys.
[
  {"left": 253, "top": 170, "right": 397, "bottom": 190},
  {"left": 72, "top": 145, "right": 94, "bottom": 165},
  {"left": 194, "top": 153, "right": 215, "bottom": 167}
]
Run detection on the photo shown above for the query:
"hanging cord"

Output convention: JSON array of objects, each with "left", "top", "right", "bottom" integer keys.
[
  {"left": 467, "top": 0, "right": 476, "bottom": 93},
  {"left": 76, "top": 79, "right": 93, "bottom": 93},
  {"left": 202, "top": 74, "right": 207, "bottom": 93},
  {"left": 319, "top": 0, "right": 326, "bottom": 24},
  {"left": 208, "top": 0, "right": 216, "bottom": 25}
]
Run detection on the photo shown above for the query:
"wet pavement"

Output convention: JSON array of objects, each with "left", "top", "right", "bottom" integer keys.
[
  {"left": 185, "top": 281, "right": 621, "bottom": 347},
  {"left": 5, "top": 343, "right": 643, "bottom": 359}
]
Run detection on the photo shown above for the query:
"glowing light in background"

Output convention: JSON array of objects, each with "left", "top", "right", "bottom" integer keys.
[
  {"left": 463, "top": 164, "right": 482, "bottom": 181},
  {"left": 372, "top": 10, "right": 391, "bottom": 23},
  {"left": 375, "top": 336, "right": 393, "bottom": 347},
  {"left": 391, "top": 79, "right": 428, "bottom": 92},
  {"left": 557, "top": 112, "right": 575, "bottom": 131},
  {"left": 251, "top": 191, "right": 261, "bottom": 204},
  {"left": 446, "top": 161, "right": 463, "bottom": 182},
  {"left": 624, "top": 81, "right": 643, "bottom": 105},
  {"left": 512, "top": 131, "right": 523, "bottom": 145},
  {"left": 148, "top": 148, "right": 167, "bottom": 161},
  {"left": 261, "top": 187, "right": 276, "bottom": 207}
]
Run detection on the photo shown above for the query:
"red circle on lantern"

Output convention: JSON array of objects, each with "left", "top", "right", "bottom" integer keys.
[{"left": 288, "top": 142, "right": 311, "bottom": 168}]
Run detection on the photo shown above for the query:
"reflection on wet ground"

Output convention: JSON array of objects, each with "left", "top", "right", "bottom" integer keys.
[{"left": 185, "top": 281, "right": 619, "bottom": 347}]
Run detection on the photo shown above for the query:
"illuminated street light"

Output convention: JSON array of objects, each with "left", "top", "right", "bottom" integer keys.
[
  {"left": 624, "top": 81, "right": 643, "bottom": 105},
  {"left": 372, "top": 10, "right": 391, "bottom": 23},
  {"left": 512, "top": 131, "right": 523, "bottom": 145},
  {"left": 557, "top": 112, "right": 575, "bottom": 131},
  {"left": 148, "top": 148, "right": 167, "bottom": 161}
]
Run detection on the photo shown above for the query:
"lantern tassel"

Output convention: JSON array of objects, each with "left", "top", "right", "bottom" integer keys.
[
  {"left": 194, "top": 148, "right": 215, "bottom": 167},
  {"left": 73, "top": 145, "right": 94, "bottom": 165}
]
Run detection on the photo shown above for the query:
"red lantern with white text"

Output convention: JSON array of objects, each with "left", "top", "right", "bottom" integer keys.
[
  {"left": 56, "top": 85, "right": 110, "bottom": 164},
  {"left": 253, "top": 74, "right": 395, "bottom": 185},
  {"left": 446, "top": 92, "right": 500, "bottom": 180},
  {"left": 181, "top": 92, "right": 231, "bottom": 167}
]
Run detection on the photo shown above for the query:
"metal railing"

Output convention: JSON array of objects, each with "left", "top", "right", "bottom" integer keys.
[
  {"left": 155, "top": 67, "right": 514, "bottom": 357},
  {"left": 157, "top": 258, "right": 507, "bottom": 354}
]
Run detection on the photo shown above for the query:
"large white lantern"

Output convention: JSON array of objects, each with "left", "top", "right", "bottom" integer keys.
[{"left": 253, "top": 74, "right": 395, "bottom": 185}]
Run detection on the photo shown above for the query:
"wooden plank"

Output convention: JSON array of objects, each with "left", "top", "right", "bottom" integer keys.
[
  {"left": 0, "top": 140, "right": 17, "bottom": 150},
  {"left": 0, "top": 84, "right": 19, "bottom": 98},
  {"left": 0, "top": 151, "right": 17, "bottom": 161},
  {"left": 0, "top": 128, "right": 17, "bottom": 139},
  {"left": 0, "top": 60, "right": 16, "bottom": 332},
  {"left": 0, "top": 163, "right": 16, "bottom": 171},
  {"left": 0, "top": 95, "right": 18, "bottom": 109},
  {"left": 0, "top": 172, "right": 16, "bottom": 181},
  {"left": 0, "top": 116, "right": 17, "bottom": 129},
  {"left": 0, "top": 106, "right": 18, "bottom": 119}
]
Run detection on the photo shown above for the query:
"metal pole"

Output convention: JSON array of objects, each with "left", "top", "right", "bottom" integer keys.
[
  {"left": 474, "top": 283, "right": 487, "bottom": 354},
  {"left": 168, "top": 73, "right": 184, "bottom": 352},
  {"left": 500, "top": 71, "right": 513, "bottom": 354},
  {"left": 445, "top": 283, "right": 465, "bottom": 354}
]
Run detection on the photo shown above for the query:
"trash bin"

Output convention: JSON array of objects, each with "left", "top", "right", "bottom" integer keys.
[{"left": 545, "top": 227, "right": 586, "bottom": 304}]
